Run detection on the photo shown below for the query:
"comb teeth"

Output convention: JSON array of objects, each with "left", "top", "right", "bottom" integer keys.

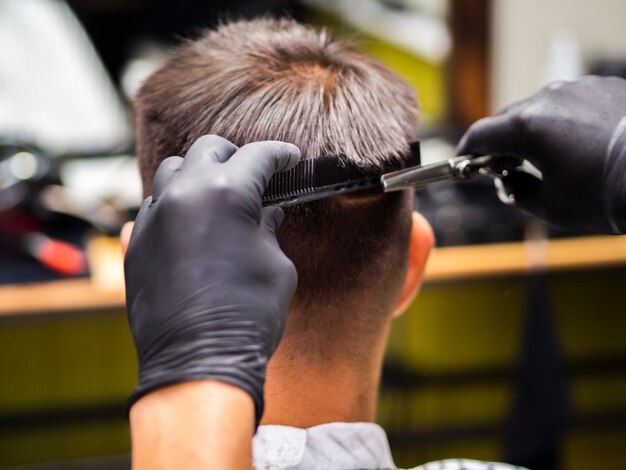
[
  {"left": 263, "top": 159, "right": 316, "bottom": 204},
  {"left": 262, "top": 141, "right": 422, "bottom": 207},
  {"left": 261, "top": 154, "right": 383, "bottom": 207}
]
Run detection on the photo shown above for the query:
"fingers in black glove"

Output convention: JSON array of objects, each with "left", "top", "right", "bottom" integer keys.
[
  {"left": 500, "top": 167, "right": 546, "bottom": 220},
  {"left": 260, "top": 206, "right": 285, "bottom": 246},
  {"left": 125, "top": 135, "right": 300, "bottom": 426},
  {"left": 457, "top": 75, "right": 626, "bottom": 234},
  {"left": 151, "top": 156, "right": 184, "bottom": 201}
]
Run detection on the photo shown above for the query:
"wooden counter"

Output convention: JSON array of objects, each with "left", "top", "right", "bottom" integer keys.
[
  {"left": 424, "top": 234, "right": 626, "bottom": 281},
  {"left": 1, "top": 235, "right": 626, "bottom": 316}
]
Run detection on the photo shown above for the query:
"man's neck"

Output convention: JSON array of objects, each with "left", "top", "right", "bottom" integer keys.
[{"left": 260, "top": 322, "right": 390, "bottom": 428}]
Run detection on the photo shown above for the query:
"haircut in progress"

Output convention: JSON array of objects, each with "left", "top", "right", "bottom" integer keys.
[{"left": 134, "top": 18, "right": 419, "bottom": 358}]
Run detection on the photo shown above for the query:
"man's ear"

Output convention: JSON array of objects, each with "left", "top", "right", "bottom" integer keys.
[
  {"left": 120, "top": 222, "right": 134, "bottom": 255},
  {"left": 392, "top": 212, "right": 434, "bottom": 318}
]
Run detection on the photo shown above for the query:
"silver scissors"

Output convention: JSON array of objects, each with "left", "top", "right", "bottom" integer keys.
[{"left": 381, "top": 154, "right": 541, "bottom": 205}]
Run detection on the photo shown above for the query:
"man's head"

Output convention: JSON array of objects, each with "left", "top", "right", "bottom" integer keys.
[{"left": 133, "top": 18, "right": 432, "bottom": 364}]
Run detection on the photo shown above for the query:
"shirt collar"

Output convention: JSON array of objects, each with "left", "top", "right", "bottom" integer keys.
[{"left": 253, "top": 422, "right": 395, "bottom": 470}]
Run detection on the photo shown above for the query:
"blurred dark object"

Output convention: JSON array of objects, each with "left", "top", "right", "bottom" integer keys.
[
  {"left": 416, "top": 175, "right": 587, "bottom": 247},
  {"left": 0, "top": 142, "right": 55, "bottom": 213},
  {"left": 0, "top": 143, "right": 86, "bottom": 283},
  {"left": 0, "top": 143, "right": 127, "bottom": 284},
  {"left": 505, "top": 273, "right": 571, "bottom": 469},
  {"left": 448, "top": 0, "right": 492, "bottom": 136},
  {"left": 66, "top": 0, "right": 302, "bottom": 87},
  {"left": 590, "top": 59, "right": 626, "bottom": 80},
  {"left": 415, "top": 176, "right": 529, "bottom": 246}
]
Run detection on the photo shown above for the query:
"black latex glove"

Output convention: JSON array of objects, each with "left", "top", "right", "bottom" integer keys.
[
  {"left": 457, "top": 75, "right": 626, "bottom": 234},
  {"left": 124, "top": 135, "right": 300, "bottom": 425}
]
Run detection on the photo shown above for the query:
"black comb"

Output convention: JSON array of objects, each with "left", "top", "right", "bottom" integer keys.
[{"left": 262, "top": 141, "right": 421, "bottom": 207}]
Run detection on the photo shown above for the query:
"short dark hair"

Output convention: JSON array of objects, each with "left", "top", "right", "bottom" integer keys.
[{"left": 134, "top": 18, "right": 418, "bottom": 354}]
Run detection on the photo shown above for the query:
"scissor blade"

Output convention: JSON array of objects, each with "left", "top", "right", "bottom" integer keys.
[{"left": 381, "top": 156, "right": 468, "bottom": 192}]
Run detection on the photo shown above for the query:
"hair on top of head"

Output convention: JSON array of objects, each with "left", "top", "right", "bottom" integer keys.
[
  {"left": 134, "top": 18, "right": 419, "bottom": 349},
  {"left": 135, "top": 17, "right": 418, "bottom": 195}
]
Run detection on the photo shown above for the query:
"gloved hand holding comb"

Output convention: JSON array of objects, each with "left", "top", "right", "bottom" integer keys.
[{"left": 124, "top": 135, "right": 300, "bottom": 426}]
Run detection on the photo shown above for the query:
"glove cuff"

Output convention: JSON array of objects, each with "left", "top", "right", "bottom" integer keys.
[{"left": 127, "top": 351, "right": 267, "bottom": 427}]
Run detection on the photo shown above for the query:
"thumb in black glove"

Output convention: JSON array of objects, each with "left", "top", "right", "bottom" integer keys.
[
  {"left": 124, "top": 135, "right": 300, "bottom": 426},
  {"left": 457, "top": 75, "right": 626, "bottom": 234}
]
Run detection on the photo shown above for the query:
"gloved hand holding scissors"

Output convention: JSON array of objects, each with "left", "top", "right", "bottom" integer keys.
[{"left": 457, "top": 75, "right": 626, "bottom": 234}]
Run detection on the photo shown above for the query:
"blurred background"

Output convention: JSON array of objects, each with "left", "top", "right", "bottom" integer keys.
[{"left": 1, "top": 0, "right": 625, "bottom": 468}]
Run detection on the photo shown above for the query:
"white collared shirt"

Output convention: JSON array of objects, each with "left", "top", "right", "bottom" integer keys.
[{"left": 253, "top": 422, "right": 528, "bottom": 470}]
